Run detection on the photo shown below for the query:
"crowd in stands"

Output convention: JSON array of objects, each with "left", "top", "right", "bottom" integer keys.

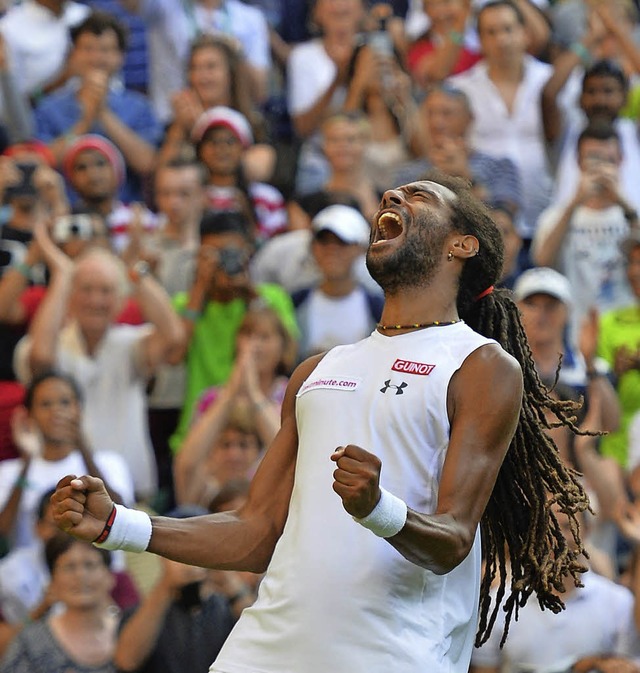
[{"left": 3, "top": 0, "right": 640, "bottom": 670}]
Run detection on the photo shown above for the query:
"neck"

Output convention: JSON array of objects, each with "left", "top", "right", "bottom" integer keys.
[
  {"left": 488, "top": 58, "right": 523, "bottom": 82},
  {"left": 378, "top": 285, "right": 459, "bottom": 333},
  {"left": 81, "top": 196, "right": 116, "bottom": 218},
  {"left": 209, "top": 174, "right": 237, "bottom": 188},
  {"left": 319, "top": 276, "right": 357, "bottom": 298},
  {"left": 42, "top": 441, "right": 76, "bottom": 461},
  {"left": 56, "top": 603, "right": 111, "bottom": 629},
  {"left": 163, "top": 217, "right": 200, "bottom": 245},
  {"left": 197, "top": 0, "right": 223, "bottom": 9}
]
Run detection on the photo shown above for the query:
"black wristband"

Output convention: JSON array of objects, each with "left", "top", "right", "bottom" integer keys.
[{"left": 93, "top": 504, "right": 117, "bottom": 544}]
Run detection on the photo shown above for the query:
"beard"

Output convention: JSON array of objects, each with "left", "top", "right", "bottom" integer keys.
[{"left": 366, "top": 211, "right": 450, "bottom": 295}]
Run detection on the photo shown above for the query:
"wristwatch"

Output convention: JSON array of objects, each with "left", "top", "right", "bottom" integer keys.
[{"left": 128, "top": 260, "right": 151, "bottom": 284}]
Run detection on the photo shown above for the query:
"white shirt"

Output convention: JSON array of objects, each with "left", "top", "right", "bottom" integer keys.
[
  {"left": 301, "top": 287, "right": 374, "bottom": 359},
  {"left": 471, "top": 570, "right": 639, "bottom": 672},
  {"left": 287, "top": 39, "right": 347, "bottom": 116},
  {"left": 450, "top": 56, "right": 554, "bottom": 238},
  {"left": 532, "top": 203, "right": 633, "bottom": 336},
  {"left": 140, "top": 0, "right": 271, "bottom": 122},
  {"left": 14, "top": 322, "right": 158, "bottom": 498},
  {"left": 0, "top": 0, "right": 89, "bottom": 98},
  {"left": 0, "top": 450, "right": 134, "bottom": 551},
  {"left": 553, "top": 117, "right": 640, "bottom": 212},
  {"left": 211, "top": 322, "right": 495, "bottom": 673}
]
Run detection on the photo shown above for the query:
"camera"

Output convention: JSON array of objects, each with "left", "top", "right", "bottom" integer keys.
[
  {"left": 52, "top": 214, "right": 95, "bottom": 244},
  {"left": 4, "top": 162, "right": 38, "bottom": 201},
  {"left": 218, "top": 247, "right": 247, "bottom": 276}
]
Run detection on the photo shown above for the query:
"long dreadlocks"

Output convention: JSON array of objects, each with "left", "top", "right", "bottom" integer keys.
[{"left": 428, "top": 172, "right": 592, "bottom": 647}]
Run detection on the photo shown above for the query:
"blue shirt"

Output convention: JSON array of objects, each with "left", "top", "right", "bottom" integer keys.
[{"left": 34, "top": 79, "right": 162, "bottom": 202}]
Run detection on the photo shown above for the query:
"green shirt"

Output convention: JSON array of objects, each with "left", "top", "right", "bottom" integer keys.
[
  {"left": 169, "top": 284, "right": 298, "bottom": 453},
  {"left": 597, "top": 304, "right": 640, "bottom": 466}
]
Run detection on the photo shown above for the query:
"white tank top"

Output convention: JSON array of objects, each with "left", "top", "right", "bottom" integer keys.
[{"left": 211, "top": 322, "right": 497, "bottom": 673}]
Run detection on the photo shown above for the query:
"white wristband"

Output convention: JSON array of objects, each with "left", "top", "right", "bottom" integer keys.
[
  {"left": 94, "top": 504, "right": 152, "bottom": 553},
  {"left": 354, "top": 487, "right": 408, "bottom": 538}
]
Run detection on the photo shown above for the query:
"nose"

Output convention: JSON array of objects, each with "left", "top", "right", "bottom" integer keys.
[{"left": 380, "top": 189, "right": 403, "bottom": 208}]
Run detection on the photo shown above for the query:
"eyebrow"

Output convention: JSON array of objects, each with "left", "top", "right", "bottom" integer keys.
[{"left": 402, "top": 182, "right": 458, "bottom": 202}]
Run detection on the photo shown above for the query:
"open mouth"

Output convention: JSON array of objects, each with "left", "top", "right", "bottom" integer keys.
[{"left": 372, "top": 212, "right": 403, "bottom": 246}]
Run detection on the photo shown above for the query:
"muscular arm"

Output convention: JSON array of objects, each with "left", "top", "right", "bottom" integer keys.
[
  {"left": 52, "top": 355, "right": 324, "bottom": 572},
  {"left": 390, "top": 345, "right": 522, "bottom": 573}
]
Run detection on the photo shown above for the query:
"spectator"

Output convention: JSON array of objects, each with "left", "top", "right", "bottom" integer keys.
[
  {"left": 168, "top": 210, "right": 297, "bottom": 451},
  {"left": 394, "top": 83, "right": 522, "bottom": 214},
  {"left": 251, "top": 194, "right": 382, "bottom": 296},
  {"left": 532, "top": 122, "right": 637, "bottom": 337},
  {"left": 287, "top": 0, "right": 373, "bottom": 194},
  {"left": 138, "top": 158, "right": 206, "bottom": 509},
  {"left": 34, "top": 11, "right": 162, "bottom": 203},
  {"left": 449, "top": 0, "right": 554, "bottom": 244},
  {"left": 0, "top": 0, "right": 89, "bottom": 105},
  {"left": 543, "top": 53, "right": 640, "bottom": 211},
  {"left": 157, "top": 35, "right": 272, "bottom": 182},
  {"left": 192, "top": 107, "right": 288, "bottom": 243},
  {"left": 174, "top": 305, "right": 295, "bottom": 507},
  {"left": 407, "top": 0, "right": 481, "bottom": 90},
  {"left": 61, "top": 134, "right": 157, "bottom": 255},
  {"left": 470, "top": 510, "right": 640, "bottom": 673},
  {"left": 114, "top": 507, "right": 239, "bottom": 673},
  {"left": 0, "top": 370, "right": 135, "bottom": 551},
  {"left": 600, "top": 231, "right": 640, "bottom": 473},
  {"left": 0, "top": 153, "right": 69, "bottom": 461},
  {"left": 119, "top": 0, "right": 271, "bottom": 123},
  {"left": 292, "top": 204, "right": 382, "bottom": 360},
  {"left": 490, "top": 202, "right": 522, "bottom": 289},
  {"left": 13, "top": 229, "right": 185, "bottom": 499},
  {"left": 0, "top": 533, "right": 119, "bottom": 673}
]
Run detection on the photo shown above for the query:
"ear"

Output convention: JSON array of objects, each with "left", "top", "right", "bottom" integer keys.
[{"left": 449, "top": 234, "right": 479, "bottom": 260}]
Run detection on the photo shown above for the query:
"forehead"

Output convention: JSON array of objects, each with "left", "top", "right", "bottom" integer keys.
[
  {"left": 75, "top": 255, "right": 120, "bottom": 283},
  {"left": 73, "top": 149, "right": 110, "bottom": 168},
  {"left": 399, "top": 180, "right": 458, "bottom": 204},
  {"left": 478, "top": 4, "right": 520, "bottom": 31}
]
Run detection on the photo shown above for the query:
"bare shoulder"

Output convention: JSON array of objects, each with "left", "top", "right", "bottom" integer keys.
[
  {"left": 280, "top": 352, "right": 328, "bottom": 417},
  {"left": 449, "top": 343, "right": 523, "bottom": 416}
]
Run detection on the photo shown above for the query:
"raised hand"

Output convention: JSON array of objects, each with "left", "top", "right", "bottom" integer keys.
[
  {"left": 10, "top": 406, "right": 42, "bottom": 459},
  {"left": 331, "top": 444, "right": 382, "bottom": 519},
  {"left": 50, "top": 474, "right": 115, "bottom": 542}
]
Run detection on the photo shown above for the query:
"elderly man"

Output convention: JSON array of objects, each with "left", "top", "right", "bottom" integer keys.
[{"left": 13, "top": 226, "right": 184, "bottom": 498}]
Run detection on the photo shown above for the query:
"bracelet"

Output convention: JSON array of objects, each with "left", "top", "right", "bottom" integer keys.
[
  {"left": 353, "top": 487, "right": 407, "bottom": 538},
  {"left": 93, "top": 504, "right": 153, "bottom": 553},
  {"left": 181, "top": 307, "right": 202, "bottom": 322},
  {"left": 93, "top": 505, "right": 117, "bottom": 544},
  {"left": 570, "top": 42, "right": 591, "bottom": 66}
]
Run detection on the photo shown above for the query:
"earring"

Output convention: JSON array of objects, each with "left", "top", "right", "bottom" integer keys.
[{"left": 447, "top": 251, "right": 454, "bottom": 262}]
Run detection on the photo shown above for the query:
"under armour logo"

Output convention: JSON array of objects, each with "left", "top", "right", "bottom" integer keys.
[{"left": 380, "top": 380, "right": 408, "bottom": 395}]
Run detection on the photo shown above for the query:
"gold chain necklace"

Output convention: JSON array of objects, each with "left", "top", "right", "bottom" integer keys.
[{"left": 377, "top": 319, "right": 462, "bottom": 331}]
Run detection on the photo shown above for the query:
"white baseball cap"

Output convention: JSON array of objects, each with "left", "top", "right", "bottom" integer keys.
[
  {"left": 513, "top": 267, "right": 573, "bottom": 306},
  {"left": 191, "top": 106, "right": 254, "bottom": 147},
  {"left": 311, "top": 205, "right": 370, "bottom": 246}
]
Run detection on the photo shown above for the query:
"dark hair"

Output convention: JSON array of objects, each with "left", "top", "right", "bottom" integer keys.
[
  {"left": 476, "top": 0, "right": 525, "bottom": 32},
  {"left": 199, "top": 209, "right": 254, "bottom": 242},
  {"left": 70, "top": 11, "right": 128, "bottom": 52},
  {"left": 583, "top": 59, "right": 629, "bottom": 93},
  {"left": 24, "top": 371, "right": 83, "bottom": 411},
  {"left": 423, "top": 171, "right": 591, "bottom": 647},
  {"left": 187, "top": 35, "right": 266, "bottom": 142},
  {"left": 45, "top": 532, "right": 111, "bottom": 573},
  {"left": 577, "top": 120, "right": 622, "bottom": 151},
  {"left": 422, "top": 83, "right": 473, "bottom": 116}
]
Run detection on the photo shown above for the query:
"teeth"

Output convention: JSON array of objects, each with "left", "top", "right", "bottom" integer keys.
[{"left": 376, "top": 212, "right": 401, "bottom": 242}]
